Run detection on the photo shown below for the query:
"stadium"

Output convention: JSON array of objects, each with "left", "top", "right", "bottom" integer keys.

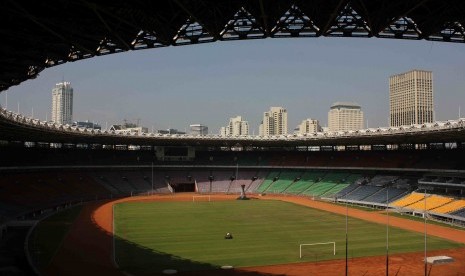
[{"left": 1, "top": 1, "right": 465, "bottom": 275}]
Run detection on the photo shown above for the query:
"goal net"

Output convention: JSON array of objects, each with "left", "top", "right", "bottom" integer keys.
[
  {"left": 192, "top": 195, "right": 211, "bottom": 202},
  {"left": 299, "top": 242, "right": 336, "bottom": 259}
]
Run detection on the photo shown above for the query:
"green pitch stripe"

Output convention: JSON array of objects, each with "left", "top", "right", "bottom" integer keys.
[{"left": 114, "top": 200, "right": 461, "bottom": 274}]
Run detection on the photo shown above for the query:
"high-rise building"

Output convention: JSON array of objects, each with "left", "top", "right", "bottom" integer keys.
[
  {"left": 219, "top": 126, "right": 227, "bottom": 136},
  {"left": 328, "top": 102, "right": 364, "bottom": 131},
  {"left": 52, "top": 82, "right": 73, "bottom": 125},
  {"left": 389, "top": 69, "right": 434, "bottom": 127},
  {"left": 296, "top": 118, "right": 322, "bottom": 134},
  {"left": 220, "top": 116, "right": 249, "bottom": 136},
  {"left": 259, "top": 107, "right": 288, "bottom": 136},
  {"left": 190, "top": 124, "right": 208, "bottom": 135}
]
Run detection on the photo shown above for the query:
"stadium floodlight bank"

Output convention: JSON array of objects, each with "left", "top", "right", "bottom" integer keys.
[
  {"left": 299, "top": 242, "right": 336, "bottom": 259},
  {"left": 192, "top": 195, "right": 211, "bottom": 202}
]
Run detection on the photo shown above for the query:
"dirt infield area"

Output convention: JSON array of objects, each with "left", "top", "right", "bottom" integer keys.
[{"left": 44, "top": 194, "right": 465, "bottom": 276}]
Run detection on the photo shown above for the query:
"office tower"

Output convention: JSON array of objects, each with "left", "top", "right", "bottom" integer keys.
[
  {"left": 190, "top": 124, "right": 208, "bottom": 135},
  {"left": 328, "top": 102, "right": 364, "bottom": 131},
  {"left": 296, "top": 118, "right": 322, "bottom": 134},
  {"left": 52, "top": 82, "right": 73, "bottom": 125},
  {"left": 259, "top": 107, "right": 288, "bottom": 136},
  {"left": 389, "top": 69, "right": 434, "bottom": 126}
]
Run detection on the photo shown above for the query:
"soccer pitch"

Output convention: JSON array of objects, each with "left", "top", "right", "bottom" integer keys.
[{"left": 114, "top": 199, "right": 460, "bottom": 273}]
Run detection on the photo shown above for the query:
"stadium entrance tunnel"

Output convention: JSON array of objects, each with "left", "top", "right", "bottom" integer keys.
[{"left": 171, "top": 182, "right": 195, "bottom": 192}]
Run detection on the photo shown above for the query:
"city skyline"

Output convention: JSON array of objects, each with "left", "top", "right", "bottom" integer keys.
[{"left": 1, "top": 38, "right": 465, "bottom": 133}]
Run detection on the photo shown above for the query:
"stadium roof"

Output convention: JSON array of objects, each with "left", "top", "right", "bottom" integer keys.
[
  {"left": 2, "top": 108, "right": 465, "bottom": 148},
  {"left": 1, "top": 0, "right": 465, "bottom": 92}
]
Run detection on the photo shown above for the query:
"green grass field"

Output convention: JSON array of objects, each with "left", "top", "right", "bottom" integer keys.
[{"left": 114, "top": 199, "right": 461, "bottom": 274}]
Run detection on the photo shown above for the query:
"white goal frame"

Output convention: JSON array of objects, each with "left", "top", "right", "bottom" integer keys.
[
  {"left": 192, "top": 195, "right": 211, "bottom": 202},
  {"left": 299, "top": 242, "right": 336, "bottom": 259}
]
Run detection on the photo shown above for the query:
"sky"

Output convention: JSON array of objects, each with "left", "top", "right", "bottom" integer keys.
[{"left": 1, "top": 37, "right": 465, "bottom": 134}]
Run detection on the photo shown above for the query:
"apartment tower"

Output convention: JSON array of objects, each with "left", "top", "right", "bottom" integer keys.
[
  {"left": 220, "top": 116, "right": 249, "bottom": 136},
  {"left": 296, "top": 118, "right": 322, "bottom": 134},
  {"left": 328, "top": 102, "right": 364, "bottom": 131},
  {"left": 259, "top": 107, "right": 288, "bottom": 136}
]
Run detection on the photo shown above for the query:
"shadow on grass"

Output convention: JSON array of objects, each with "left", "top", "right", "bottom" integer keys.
[
  {"left": 114, "top": 234, "right": 283, "bottom": 276},
  {"left": 41, "top": 199, "right": 283, "bottom": 276}
]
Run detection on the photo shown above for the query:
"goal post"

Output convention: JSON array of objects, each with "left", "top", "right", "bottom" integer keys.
[
  {"left": 299, "top": 242, "right": 336, "bottom": 259},
  {"left": 192, "top": 195, "right": 211, "bottom": 202}
]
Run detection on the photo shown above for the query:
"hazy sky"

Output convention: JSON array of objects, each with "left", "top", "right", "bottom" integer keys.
[{"left": 1, "top": 37, "right": 465, "bottom": 134}]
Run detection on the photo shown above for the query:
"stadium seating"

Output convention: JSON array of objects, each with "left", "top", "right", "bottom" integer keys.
[
  {"left": 391, "top": 192, "right": 426, "bottom": 208},
  {"left": 320, "top": 174, "right": 363, "bottom": 198},
  {"left": 1, "top": 145, "right": 465, "bottom": 226},
  {"left": 341, "top": 175, "right": 411, "bottom": 203},
  {"left": 255, "top": 171, "right": 280, "bottom": 193},
  {"left": 211, "top": 171, "right": 234, "bottom": 193},
  {"left": 431, "top": 199, "right": 465, "bottom": 214},
  {"left": 451, "top": 208, "right": 465, "bottom": 218},
  {"left": 1, "top": 167, "right": 465, "bottom": 227},
  {"left": 91, "top": 172, "right": 121, "bottom": 194},
  {"left": 190, "top": 171, "right": 211, "bottom": 193},
  {"left": 405, "top": 195, "right": 453, "bottom": 211},
  {"left": 265, "top": 171, "right": 302, "bottom": 194},
  {"left": 227, "top": 170, "right": 257, "bottom": 193},
  {"left": 146, "top": 172, "right": 166, "bottom": 193},
  {"left": 2, "top": 146, "right": 465, "bottom": 169},
  {"left": 284, "top": 171, "right": 325, "bottom": 194},
  {"left": 335, "top": 183, "right": 360, "bottom": 198},
  {"left": 123, "top": 171, "right": 153, "bottom": 191},
  {"left": 342, "top": 185, "right": 384, "bottom": 201},
  {"left": 362, "top": 187, "right": 409, "bottom": 204},
  {"left": 100, "top": 172, "right": 138, "bottom": 194},
  {"left": 300, "top": 172, "right": 350, "bottom": 197},
  {"left": 0, "top": 172, "right": 113, "bottom": 219},
  {"left": 245, "top": 170, "right": 267, "bottom": 192}
]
